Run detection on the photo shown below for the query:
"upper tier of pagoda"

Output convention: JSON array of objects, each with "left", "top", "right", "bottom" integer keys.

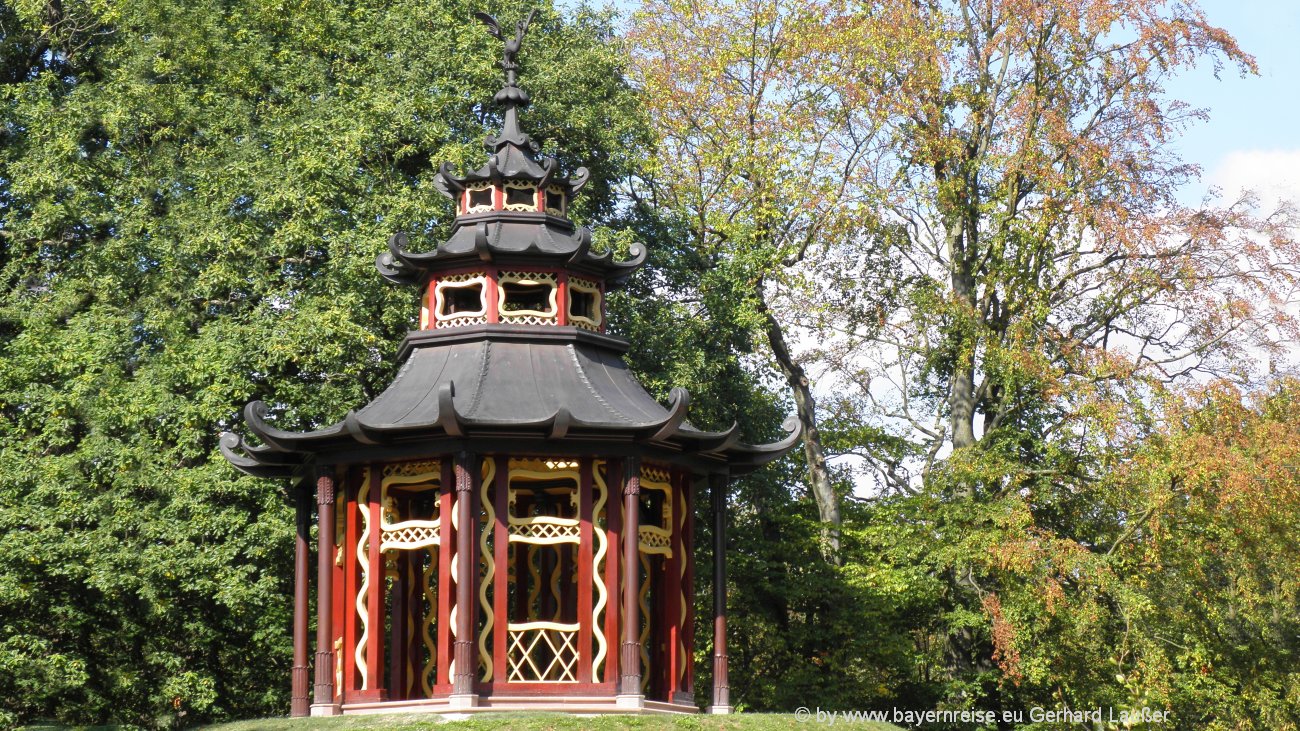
[
  {"left": 218, "top": 11, "right": 800, "bottom": 481},
  {"left": 376, "top": 11, "right": 644, "bottom": 290}
]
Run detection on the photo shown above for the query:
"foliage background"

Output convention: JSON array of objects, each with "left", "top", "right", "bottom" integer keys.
[{"left": 1, "top": 0, "right": 1297, "bottom": 730}]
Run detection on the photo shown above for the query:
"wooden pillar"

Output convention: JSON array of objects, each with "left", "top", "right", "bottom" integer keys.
[
  {"left": 311, "top": 470, "right": 341, "bottom": 716},
  {"left": 683, "top": 474, "right": 697, "bottom": 701},
  {"left": 291, "top": 482, "right": 311, "bottom": 717},
  {"left": 451, "top": 451, "right": 479, "bottom": 706},
  {"left": 709, "top": 471, "right": 731, "bottom": 714},
  {"left": 665, "top": 473, "right": 683, "bottom": 701},
  {"left": 492, "top": 457, "right": 509, "bottom": 685},
  {"left": 618, "top": 457, "right": 643, "bottom": 705}
]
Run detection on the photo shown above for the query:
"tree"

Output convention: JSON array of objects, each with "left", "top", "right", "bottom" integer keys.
[
  {"left": 0, "top": 0, "right": 641, "bottom": 726},
  {"left": 628, "top": 0, "right": 1300, "bottom": 724}
]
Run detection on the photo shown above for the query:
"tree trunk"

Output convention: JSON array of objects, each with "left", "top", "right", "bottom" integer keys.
[
  {"left": 755, "top": 286, "right": 841, "bottom": 560},
  {"left": 945, "top": 206, "right": 979, "bottom": 453}
]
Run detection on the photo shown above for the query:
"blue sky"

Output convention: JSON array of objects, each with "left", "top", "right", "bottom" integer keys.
[{"left": 1165, "top": 1, "right": 1300, "bottom": 205}]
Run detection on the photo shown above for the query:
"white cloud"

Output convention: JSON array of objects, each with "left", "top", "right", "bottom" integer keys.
[{"left": 1206, "top": 148, "right": 1300, "bottom": 210}]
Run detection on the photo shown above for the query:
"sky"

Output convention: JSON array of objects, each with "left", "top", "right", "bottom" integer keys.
[{"left": 1165, "top": 1, "right": 1300, "bottom": 207}]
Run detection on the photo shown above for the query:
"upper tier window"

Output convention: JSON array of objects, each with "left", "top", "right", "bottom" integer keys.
[
  {"left": 465, "top": 183, "right": 494, "bottom": 214},
  {"left": 544, "top": 185, "right": 566, "bottom": 216},
  {"left": 503, "top": 180, "right": 538, "bottom": 211},
  {"left": 498, "top": 272, "right": 558, "bottom": 324},
  {"left": 433, "top": 274, "right": 488, "bottom": 327},
  {"left": 567, "top": 277, "right": 601, "bottom": 331}
]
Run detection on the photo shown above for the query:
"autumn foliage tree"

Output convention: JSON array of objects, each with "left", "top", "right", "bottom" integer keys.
[{"left": 629, "top": 0, "right": 1300, "bottom": 725}]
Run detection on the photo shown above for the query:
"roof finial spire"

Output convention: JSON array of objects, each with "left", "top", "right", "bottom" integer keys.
[{"left": 475, "top": 9, "right": 538, "bottom": 151}]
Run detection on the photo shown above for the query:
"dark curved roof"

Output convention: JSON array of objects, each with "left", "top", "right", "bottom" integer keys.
[
  {"left": 375, "top": 219, "right": 646, "bottom": 287},
  {"left": 219, "top": 12, "right": 800, "bottom": 481},
  {"left": 222, "top": 326, "right": 800, "bottom": 478}
]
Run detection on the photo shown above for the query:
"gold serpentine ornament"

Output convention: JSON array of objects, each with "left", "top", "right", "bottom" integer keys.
[
  {"left": 549, "top": 545, "right": 562, "bottom": 622},
  {"left": 354, "top": 467, "right": 371, "bottom": 690},
  {"left": 448, "top": 485, "right": 459, "bottom": 680},
  {"left": 639, "top": 552, "right": 652, "bottom": 691},
  {"left": 478, "top": 458, "right": 496, "bottom": 681},
  {"left": 590, "top": 461, "right": 609, "bottom": 679},
  {"left": 421, "top": 549, "right": 437, "bottom": 696},
  {"left": 527, "top": 544, "right": 541, "bottom": 620}
]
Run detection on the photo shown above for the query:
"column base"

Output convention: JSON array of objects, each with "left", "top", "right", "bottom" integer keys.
[
  {"left": 708, "top": 705, "right": 734, "bottom": 715},
  {"left": 616, "top": 693, "right": 646, "bottom": 710},
  {"left": 309, "top": 703, "right": 342, "bottom": 717},
  {"left": 448, "top": 693, "right": 479, "bottom": 709}
]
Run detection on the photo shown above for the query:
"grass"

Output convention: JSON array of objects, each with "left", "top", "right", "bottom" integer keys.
[{"left": 198, "top": 712, "right": 901, "bottom": 731}]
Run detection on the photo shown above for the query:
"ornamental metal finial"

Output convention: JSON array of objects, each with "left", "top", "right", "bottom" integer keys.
[{"left": 474, "top": 10, "right": 538, "bottom": 150}]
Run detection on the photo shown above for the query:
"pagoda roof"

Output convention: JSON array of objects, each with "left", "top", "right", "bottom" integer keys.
[
  {"left": 222, "top": 326, "right": 800, "bottom": 479},
  {"left": 375, "top": 218, "right": 646, "bottom": 286}
]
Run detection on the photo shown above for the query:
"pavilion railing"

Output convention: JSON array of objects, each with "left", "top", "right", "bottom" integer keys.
[{"left": 506, "top": 621, "right": 580, "bottom": 682}]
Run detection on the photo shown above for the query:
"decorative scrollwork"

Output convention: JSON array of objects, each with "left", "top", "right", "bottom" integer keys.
[
  {"left": 591, "top": 461, "right": 609, "bottom": 679},
  {"left": 478, "top": 458, "right": 496, "bottom": 682}
]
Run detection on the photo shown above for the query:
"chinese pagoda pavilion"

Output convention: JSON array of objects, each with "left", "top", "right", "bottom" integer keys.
[{"left": 220, "top": 11, "right": 798, "bottom": 717}]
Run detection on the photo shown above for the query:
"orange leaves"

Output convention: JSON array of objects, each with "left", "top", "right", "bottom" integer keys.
[{"left": 982, "top": 593, "right": 1025, "bottom": 683}]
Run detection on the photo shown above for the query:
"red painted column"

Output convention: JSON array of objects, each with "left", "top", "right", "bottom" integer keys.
[
  {"left": 330, "top": 485, "right": 346, "bottom": 704},
  {"left": 710, "top": 472, "right": 731, "bottom": 713},
  {"left": 558, "top": 271, "right": 570, "bottom": 326},
  {"left": 618, "top": 457, "right": 643, "bottom": 703},
  {"left": 291, "top": 482, "right": 311, "bottom": 717},
  {"left": 311, "top": 470, "right": 340, "bottom": 715},
  {"left": 451, "top": 451, "right": 479, "bottom": 705},
  {"left": 665, "top": 475, "right": 682, "bottom": 701},
  {"left": 683, "top": 472, "right": 696, "bottom": 701},
  {"left": 492, "top": 457, "right": 509, "bottom": 686}
]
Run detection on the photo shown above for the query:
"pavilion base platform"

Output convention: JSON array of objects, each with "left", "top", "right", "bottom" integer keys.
[{"left": 340, "top": 695, "right": 698, "bottom": 716}]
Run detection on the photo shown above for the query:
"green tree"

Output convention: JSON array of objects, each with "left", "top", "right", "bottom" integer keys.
[{"left": 0, "top": 1, "right": 642, "bottom": 726}]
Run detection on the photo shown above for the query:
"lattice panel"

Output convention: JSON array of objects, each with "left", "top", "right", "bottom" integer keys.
[
  {"left": 509, "top": 518, "right": 580, "bottom": 544},
  {"left": 383, "top": 460, "right": 441, "bottom": 479},
  {"left": 507, "top": 623, "right": 579, "bottom": 682},
  {"left": 438, "top": 314, "right": 488, "bottom": 327},
  {"left": 381, "top": 523, "right": 440, "bottom": 551},
  {"left": 641, "top": 464, "right": 671, "bottom": 484},
  {"left": 639, "top": 526, "right": 672, "bottom": 555},
  {"left": 498, "top": 271, "right": 558, "bottom": 326}
]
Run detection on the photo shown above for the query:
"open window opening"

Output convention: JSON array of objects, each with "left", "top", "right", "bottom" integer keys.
[
  {"left": 498, "top": 273, "right": 559, "bottom": 323},
  {"left": 503, "top": 181, "right": 538, "bottom": 212},
  {"left": 465, "top": 184, "right": 494, "bottom": 213},
  {"left": 433, "top": 275, "right": 488, "bottom": 326},
  {"left": 567, "top": 279, "right": 602, "bottom": 330}
]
